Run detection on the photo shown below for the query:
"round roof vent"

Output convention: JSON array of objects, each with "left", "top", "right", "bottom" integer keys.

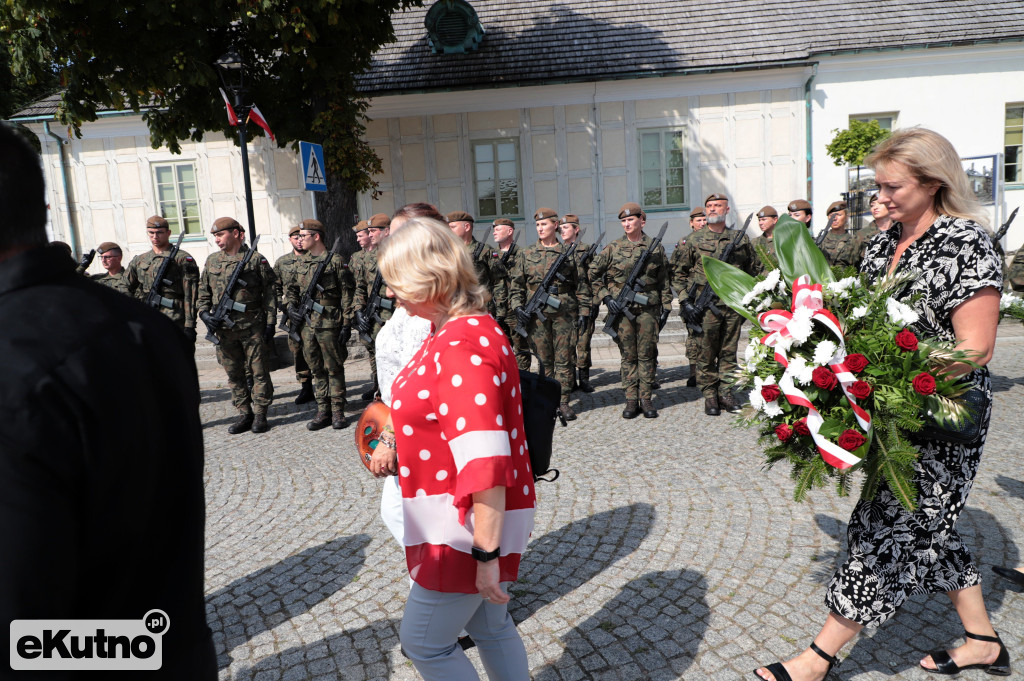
[{"left": 425, "top": 0, "right": 485, "bottom": 54}]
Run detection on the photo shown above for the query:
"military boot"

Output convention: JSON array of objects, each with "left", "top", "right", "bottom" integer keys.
[
  {"left": 704, "top": 396, "right": 721, "bottom": 416},
  {"left": 294, "top": 380, "right": 314, "bottom": 405},
  {"left": 651, "top": 376, "right": 661, "bottom": 390},
  {"left": 228, "top": 412, "right": 254, "bottom": 434},
  {"left": 307, "top": 409, "right": 332, "bottom": 431},
  {"left": 570, "top": 371, "right": 578, "bottom": 392},
  {"left": 332, "top": 407, "right": 348, "bottom": 430},
  {"left": 578, "top": 368, "right": 595, "bottom": 393},
  {"left": 686, "top": 365, "right": 697, "bottom": 388},
  {"left": 558, "top": 402, "right": 577, "bottom": 421},
  {"left": 640, "top": 398, "right": 658, "bottom": 419},
  {"left": 251, "top": 412, "right": 269, "bottom": 433},
  {"left": 360, "top": 379, "right": 378, "bottom": 402},
  {"left": 719, "top": 391, "right": 742, "bottom": 414},
  {"left": 622, "top": 400, "right": 640, "bottom": 419}
]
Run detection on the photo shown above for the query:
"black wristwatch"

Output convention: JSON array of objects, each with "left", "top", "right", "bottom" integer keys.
[{"left": 472, "top": 546, "right": 500, "bottom": 562}]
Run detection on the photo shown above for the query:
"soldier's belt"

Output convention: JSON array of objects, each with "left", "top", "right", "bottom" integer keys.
[{"left": 314, "top": 297, "right": 341, "bottom": 308}]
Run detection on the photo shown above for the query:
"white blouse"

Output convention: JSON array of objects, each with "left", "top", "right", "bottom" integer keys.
[{"left": 375, "top": 305, "right": 432, "bottom": 407}]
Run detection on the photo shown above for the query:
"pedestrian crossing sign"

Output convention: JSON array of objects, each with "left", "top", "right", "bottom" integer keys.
[{"left": 300, "top": 141, "right": 327, "bottom": 192}]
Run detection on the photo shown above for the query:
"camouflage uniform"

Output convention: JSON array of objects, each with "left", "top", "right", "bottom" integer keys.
[
  {"left": 274, "top": 251, "right": 311, "bottom": 385},
  {"left": 465, "top": 237, "right": 499, "bottom": 318},
  {"left": 854, "top": 221, "right": 881, "bottom": 256},
  {"left": 590, "top": 233, "right": 671, "bottom": 401},
  {"left": 352, "top": 248, "right": 394, "bottom": 388},
  {"left": 1008, "top": 248, "right": 1024, "bottom": 292},
  {"left": 91, "top": 270, "right": 132, "bottom": 295},
  {"left": 570, "top": 241, "right": 598, "bottom": 375},
  {"left": 126, "top": 247, "right": 200, "bottom": 334},
  {"left": 496, "top": 247, "right": 530, "bottom": 368},
  {"left": 818, "top": 229, "right": 861, "bottom": 271},
  {"left": 669, "top": 238, "right": 701, "bottom": 367},
  {"left": 198, "top": 244, "right": 277, "bottom": 415},
  {"left": 751, "top": 234, "right": 777, "bottom": 276},
  {"left": 510, "top": 242, "right": 591, "bottom": 402},
  {"left": 673, "top": 227, "right": 756, "bottom": 400},
  {"left": 288, "top": 249, "right": 354, "bottom": 415}
]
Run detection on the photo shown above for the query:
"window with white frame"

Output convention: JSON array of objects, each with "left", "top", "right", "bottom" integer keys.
[
  {"left": 1006, "top": 104, "right": 1023, "bottom": 185},
  {"left": 850, "top": 113, "right": 897, "bottom": 131},
  {"left": 472, "top": 139, "right": 522, "bottom": 219},
  {"left": 152, "top": 162, "right": 201, "bottom": 235},
  {"left": 639, "top": 128, "right": 687, "bottom": 209}
]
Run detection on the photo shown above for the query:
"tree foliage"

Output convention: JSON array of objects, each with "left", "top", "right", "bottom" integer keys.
[{"left": 825, "top": 119, "right": 890, "bottom": 167}]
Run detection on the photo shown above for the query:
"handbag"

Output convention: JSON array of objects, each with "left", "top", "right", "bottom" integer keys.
[
  {"left": 517, "top": 353, "right": 564, "bottom": 482},
  {"left": 917, "top": 384, "right": 989, "bottom": 444}
]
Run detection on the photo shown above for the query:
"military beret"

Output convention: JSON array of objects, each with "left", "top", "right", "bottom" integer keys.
[
  {"left": 288, "top": 224, "right": 303, "bottom": 237},
  {"left": 757, "top": 205, "right": 778, "bottom": 218},
  {"left": 533, "top": 207, "right": 559, "bottom": 221},
  {"left": 617, "top": 202, "right": 644, "bottom": 219},
  {"left": 447, "top": 210, "right": 474, "bottom": 224},
  {"left": 211, "top": 217, "right": 242, "bottom": 234},
  {"left": 704, "top": 193, "right": 729, "bottom": 205},
  {"left": 369, "top": 213, "right": 390, "bottom": 229},
  {"left": 689, "top": 207, "right": 706, "bottom": 219},
  {"left": 560, "top": 214, "right": 580, "bottom": 226},
  {"left": 97, "top": 241, "right": 122, "bottom": 254},
  {"left": 868, "top": 193, "right": 879, "bottom": 205},
  {"left": 787, "top": 199, "right": 812, "bottom": 213},
  {"left": 146, "top": 215, "right": 169, "bottom": 229},
  {"left": 353, "top": 220, "right": 369, "bottom": 233},
  {"left": 492, "top": 218, "right": 514, "bottom": 227},
  {"left": 826, "top": 201, "right": 848, "bottom": 215},
  {"left": 300, "top": 218, "right": 325, "bottom": 233}
]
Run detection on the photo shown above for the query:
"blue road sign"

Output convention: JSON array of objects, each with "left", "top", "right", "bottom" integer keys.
[{"left": 300, "top": 141, "right": 327, "bottom": 192}]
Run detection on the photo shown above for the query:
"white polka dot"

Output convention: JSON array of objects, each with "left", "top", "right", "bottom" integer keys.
[
  {"left": 468, "top": 318, "right": 479, "bottom": 326},
  {"left": 417, "top": 365, "right": 426, "bottom": 375},
  {"left": 393, "top": 400, "right": 402, "bottom": 410},
  {"left": 403, "top": 425, "right": 414, "bottom": 436},
  {"left": 518, "top": 405, "right": 522, "bottom": 414},
  {"left": 449, "top": 340, "right": 460, "bottom": 346},
  {"left": 511, "top": 428, "right": 518, "bottom": 439},
  {"left": 502, "top": 345, "right": 509, "bottom": 356},
  {"left": 436, "top": 470, "right": 448, "bottom": 481},
  {"left": 494, "top": 326, "right": 503, "bottom": 335},
  {"left": 426, "top": 413, "right": 437, "bottom": 421},
  {"left": 523, "top": 485, "right": 530, "bottom": 495},
  {"left": 479, "top": 336, "right": 490, "bottom": 347},
  {"left": 496, "top": 414, "right": 504, "bottom": 426},
  {"left": 493, "top": 375, "right": 501, "bottom": 386},
  {"left": 439, "top": 403, "right": 449, "bottom": 415},
  {"left": 475, "top": 393, "right": 487, "bottom": 405},
  {"left": 501, "top": 371, "right": 507, "bottom": 383},
  {"left": 416, "top": 488, "right": 426, "bottom": 497},
  {"left": 399, "top": 381, "right": 407, "bottom": 389},
  {"left": 514, "top": 469, "right": 518, "bottom": 479},
  {"left": 456, "top": 417, "right": 466, "bottom": 431},
  {"left": 400, "top": 466, "right": 410, "bottom": 477},
  {"left": 417, "top": 389, "right": 430, "bottom": 399},
  {"left": 511, "top": 386, "right": 516, "bottom": 397},
  {"left": 441, "top": 432, "right": 448, "bottom": 440},
  {"left": 406, "top": 361, "right": 414, "bottom": 369},
  {"left": 452, "top": 374, "right": 463, "bottom": 387},
  {"left": 438, "top": 329, "right": 447, "bottom": 337},
  {"left": 434, "top": 352, "right": 440, "bottom": 362},
  {"left": 519, "top": 444, "right": 524, "bottom": 455},
  {"left": 471, "top": 354, "right": 483, "bottom": 366},
  {"left": 419, "top": 449, "right": 431, "bottom": 460},
  {"left": 435, "top": 363, "right": 442, "bottom": 374}
]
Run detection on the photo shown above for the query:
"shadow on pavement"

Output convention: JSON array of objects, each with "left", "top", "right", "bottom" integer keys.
[
  {"left": 989, "top": 371, "right": 1024, "bottom": 393},
  {"left": 206, "top": 533, "right": 371, "bottom": 670},
  {"left": 532, "top": 569, "right": 709, "bottom": 681},
  {"left": 995, "top": 474, "right": 1024, "bottom": 502}
]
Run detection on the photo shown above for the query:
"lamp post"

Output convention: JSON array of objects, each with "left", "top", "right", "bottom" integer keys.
[{"left": 214, "top": 48, "right": 257, "bottom": 244}]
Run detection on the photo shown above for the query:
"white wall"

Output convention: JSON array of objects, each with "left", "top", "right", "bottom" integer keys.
[{"left": 812, "top": 43, "right": 1024, "bottom": 249}]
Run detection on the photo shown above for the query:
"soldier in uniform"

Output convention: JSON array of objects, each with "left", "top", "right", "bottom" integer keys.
[
  {"left": 274, "top": 224, "right": 314, "bottom": 405},
  {"left": 752, "top": 205, "right": 779, "bottom": 275},
  {"left": 787, "top": 199, "right": 813, "bottom": 225},
  {"left": 197, "top": 217, "right": 277, "bottom": 434},
  {"left": 1008, "top": 247, "right": 1024, "bottom": 292},
  {"left": 590, "top": 202, "right": 672, "bottom": 419},
  {"left": 511, "top": 207, "right": 591, "bottom": 420},
  {"left": 352, "top": 212, "right": 393, "bottom": 400},
  {"left": 559, "top": 214, "right": 597, "bottom": 393},
  {"left": 817, "top": 201, "right": 862, "bottom": 270},
  {"left": 493, "top": 218, "right": 528, "bottom": 366},
  {"left": 126, "top": 215, "right": 200, "bottom": 343},
  {"left": 89, "top": 242, "right": 132, "bottom": 295},
  {"left": 855, "top": 192, "right": 892, "bottom": 256},
  {"left": 447, "top": 210, "right": 499, "bottom": 318},
  {"left": 287, "top": 220, "right": 353, "bottom": 431},
  {"left": 674, "top": 193, "right": 756, "bottom": 416},
  {"left": 671, "top": 207, "right": 707, "bottom": 388}
]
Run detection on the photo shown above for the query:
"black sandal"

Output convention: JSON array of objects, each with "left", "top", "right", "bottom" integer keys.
[
  {"left": 923, "top": 630, "right": 1011, "bottom": 676},
  {"left": 754, "top": 641, "right": 840, "bottom": 681}
]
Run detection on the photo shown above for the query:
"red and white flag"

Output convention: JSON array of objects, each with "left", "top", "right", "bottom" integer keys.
[
  {"left": 219, "top": 88, "right": 239, "bottom": 126},
  {"left": 247, "top": 105, "right": 276, "bottom": 143}
]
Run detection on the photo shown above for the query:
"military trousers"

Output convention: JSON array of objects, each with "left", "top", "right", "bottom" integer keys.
[
  {"left": 288, "top": 333, "right": 311, "bottom": 383},
  {"left": 525, "top": 309, "right": 575, "bottom": 402},
  {"left": 570, "top": 317, "right": 596, "bottom": 370},
  {"left": 509, "top": 312, "right": 532, "bottom": 372},
  {"left": 695, "top": 308, "right": 744, "bottom": 398},
  {"left": 302, "top": 325, "right": 348, "bottom": 411},
  {"left": 214, "top": 324, "right": 274, "bottom": 414},
  {"left": 611, "top": 307, "right": 659, "bottom": 401},
  {"left": 363, "top": 321, "right": 385, "bottom": 387}
]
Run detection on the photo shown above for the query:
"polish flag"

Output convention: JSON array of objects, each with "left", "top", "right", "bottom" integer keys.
[
  {"left": 219, "top": 88, "right": 239, "bottom": 126},
  {"left": 247, "top": 105, "right": 276, "bottom": 143}
]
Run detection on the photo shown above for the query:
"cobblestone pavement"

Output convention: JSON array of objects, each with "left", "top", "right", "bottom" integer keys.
[{"left": 204, "top": 321, "right": 1024, "bottom": 681}]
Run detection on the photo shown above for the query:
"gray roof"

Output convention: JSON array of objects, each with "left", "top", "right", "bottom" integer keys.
[
  {"left": 12, "top": 92, "right": 64, "bottom": 119},
  {"left": 358, "top": 0, "right": 1024, "bottom": 95}
]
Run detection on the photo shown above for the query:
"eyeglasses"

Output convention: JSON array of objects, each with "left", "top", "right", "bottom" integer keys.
[
  {"left": 298, "top": 232, "right": 319, "bottom": 239},
  {"left": 99, "top": 254, "right": 121, "bottom": 260}
]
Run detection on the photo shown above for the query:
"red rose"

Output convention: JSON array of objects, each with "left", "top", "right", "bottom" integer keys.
[
  {"left": 837, "top": 429, "right": 867, "bottom": 451},
  {"left": 775, "top": 424, "right": 794, "bottom": 443},
  {"left": 848, "top": 380, "right": 873, "bottom": 400},
  {"left": 812, "top": 366, "right": 838, "bottom": 391},
  {"left": 761, "top": 384, "right": 782, "bottom": 402},
  {"left": 793, "top": 418, "right": 810, "bottom": 436},
  {"left": 912, "top": 372, "right": 936, "bottom": 396},
  {"left": 895, "top": 329, "right": 919, "bottom": 352},
  {"left": 845, "top": 353, "right": 869, "bottom": 373}
]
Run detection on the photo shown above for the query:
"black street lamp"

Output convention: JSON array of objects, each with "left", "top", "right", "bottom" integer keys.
[{"left": 215, "top": 48, "right": 258, "bottom": 244}]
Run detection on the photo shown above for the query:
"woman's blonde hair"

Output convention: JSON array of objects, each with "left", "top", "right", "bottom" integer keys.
[
  {"left": 377, "top": 217, "right": 490, "bottom": 317},
  {"left": 865, "top": 127, "right": 987, "bottom": 227}
]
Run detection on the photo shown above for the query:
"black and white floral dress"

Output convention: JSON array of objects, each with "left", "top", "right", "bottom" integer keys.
[{"left": 824, "top": 215, "right": 1003, "bottom": 626}]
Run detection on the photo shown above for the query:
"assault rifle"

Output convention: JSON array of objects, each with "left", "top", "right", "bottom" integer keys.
[
  {"left": 682, "top": 214, "right": 753, "bottom": 335},
  {"left": 354, "top": 271, "right": 394, "bottom": 344},
  {"left": 499, "top": 230, "right": 521, "bottom": 269},
  {"left": 602, "top": 222, "right": 669, "bottom": 340},
  {"left": 578, "top": 229, "right": 606, "bottom": 271},
  {"left": 143, "top": 229, "right": 186, "bottom": 310},
  {"left": 514, "top": 241, "right": 579, "bottom": 338},
  {"left": 813, "top": 212, "right": 838, "bottom": 248},
  {"left": 993, "top": 207, "right": 1019, "bottom": 244},
  {"left": 280, "top": 238, "right": 343, "bottom": 342},
  {"left": 203, "top": 235, "right": 261, "bottom": 346}
]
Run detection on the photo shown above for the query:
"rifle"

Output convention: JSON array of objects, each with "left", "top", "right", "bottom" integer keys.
[
  {"left": 204, "top": 235, "right": 261, "bottom": 345},
  {"left": 514, "top": 241, "right": 580, "bottom": 338},
  {"left": 578, "top": 229, "right": 606, "bottom": 271},
  {"left": 682, "top": 214, "right": 753, "bottom": 335},
  {"left": 813, "top": 212, "right": 838, "bottom": 248},
  {"left": 354, "top": 270, "right": 394, "bottom": 343},
  {"left": 499, "top": 230, "right": 521, "bottom": 269},
  {"left": 280, "top": 238, "right": 343, "bottom": 342},
  {"left": 993, "top": 207, "right": 1019, "bottom": 244},
  {"left": 143, "top": 229, "right": 186, "bottom": 310},
  {"left": 602, "top": 222, "right": 669, "bottom": 340}
]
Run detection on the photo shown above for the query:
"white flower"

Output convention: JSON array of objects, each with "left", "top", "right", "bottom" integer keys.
[
  {"left": 1000, "top": 293, "right": 1019, "bottom": 311},
  {"left": 827, "top": 276, "right": 858, "bottom": 293},
  {"left": 851, "top": 305, "right": 869, "bottom": 319},
  {"left": 788, "top": 356, "right": 814, "bottom": 385},
  {"left": 755, "top": 295, "right": 773, "bottom": 312},
  {"left": 885, "top": 297, "right": 919, "bottom": 326},
  {"left": 763, "top": 401, "right": 784, "bottom": 418},
  {"left": 757, "top": 269, "right": 781, "bottom": 294},
  {"left": 786, "top": 306, "right": 815, "bottom": 345},
  {"left": 812, "top": 339, "right": 838, "bottom": 366},
  {"left": 749, "top": 375, "right": 778, "bottom": 413}
]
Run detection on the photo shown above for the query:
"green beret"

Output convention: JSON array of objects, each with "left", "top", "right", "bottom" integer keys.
[
  {"left": 533, "top": 207, "right": 558, "bottom": 221},
  {"left": 704, "top": 193, "right": 728, "bottom": 205},
  {"left": 617, "top": 202, "right": 644, "bottom": 219},
  {"left": 787, "top": 199, "right": 812, "bottom": 213},
  {"left": 211, "top": 217, "right": 242, "bottom": 234},
  {"left": 689, "top": 208, "right": 706, "bottom": 219},
  {"left": 560, "top": 214, "right": 580, "bottom": 226},
  {"left": 447, "top": 210, "right": 474, "bottom": 224},
  {"left": 826, "top": 201, "right": 848, "bottom": 215},
  {"left": 369, "top": 213, "right": 390, "bottom": 229},
  {"left": 146, "top": 215, "right": 169, "bottom": 229},
  {"left": 492, "top": 218, "right": 514, "bottom": 227},
  {"left": 757, "top": 205, "right": 778, "bottom": 218},
  {"left": 97, "top": 241, "right": 122, "bottom": 254},
  {"left": 353, "top": 220, "right": 369, "bottom": 233}
]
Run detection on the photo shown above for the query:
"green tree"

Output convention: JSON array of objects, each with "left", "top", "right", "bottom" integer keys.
[
  {"left": 825, "top": 119, "right": 890, "bottom": 167},
  {"left": 1, "top": 0, "right": 421, "bottom": 247},
  {"left": 0, "top": 42, "right": 58, "bottom": 150}
]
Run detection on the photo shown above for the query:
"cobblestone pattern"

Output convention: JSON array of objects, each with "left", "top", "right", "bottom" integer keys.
[{"left": 205, "top": 322, "right": 1024, "bottom": 680}]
